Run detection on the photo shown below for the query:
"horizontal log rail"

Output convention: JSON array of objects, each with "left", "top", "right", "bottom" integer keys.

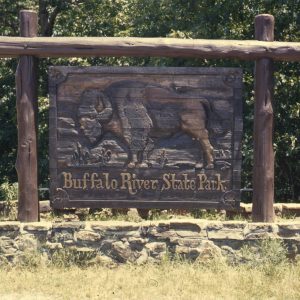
[{"left": 0, "top": 36, "right": 300, "bottom": 60}]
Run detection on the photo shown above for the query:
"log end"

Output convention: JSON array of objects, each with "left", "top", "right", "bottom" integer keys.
[{"left": 19, "top": 10, "right": 38, "bottom": 38}]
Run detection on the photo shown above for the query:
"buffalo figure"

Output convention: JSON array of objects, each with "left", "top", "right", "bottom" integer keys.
[{"left": 78, "top": 80, "right": 215, "bottom": 169}]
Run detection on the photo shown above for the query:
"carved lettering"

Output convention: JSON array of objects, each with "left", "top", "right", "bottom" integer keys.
[
  {"left": 62, "top": 172, "right": 73, "bottom": 188},
  {"left": 198, "top": 174, "right": 207, "bottom": 191},
  {"left": 51, "top": 67, "right": 242, "bottom": 209},
  {"left": 197, "top": 173, "right": 227, "bottom": 191},
  {"left": 61, "top": 172, "right": 227, "bottom": 193},
  {"left": 120, "top": 173, "right": 136, "bottom": 195},
  {"left": 91, "top": 173, "right": 104, "bottom": 189},
  {"left": 216, "top": 174, "right": 227, "bottom": 192}
]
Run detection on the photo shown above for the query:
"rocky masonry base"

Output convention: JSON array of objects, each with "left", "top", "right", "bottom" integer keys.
[{"left": 0, "top": 220, "right": 300, "bottom": 266}]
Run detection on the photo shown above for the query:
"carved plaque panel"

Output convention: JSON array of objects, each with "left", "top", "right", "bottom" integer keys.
[{"left": 49, "top": 67, "right": 243, "bottom": 209}]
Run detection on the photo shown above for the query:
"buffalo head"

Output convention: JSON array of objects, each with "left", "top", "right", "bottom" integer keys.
[{"left": 78, "top": 89, "right": 112, "bottom": 143}]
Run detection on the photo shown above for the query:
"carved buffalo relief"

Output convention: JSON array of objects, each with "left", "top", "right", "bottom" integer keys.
[{"left": 77, "top": 80, "right": 217, "bottom": 169}]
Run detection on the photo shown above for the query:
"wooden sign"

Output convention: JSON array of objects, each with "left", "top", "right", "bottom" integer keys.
[{"left": 49, "top": 67, "right": 242, "bottom": 209}]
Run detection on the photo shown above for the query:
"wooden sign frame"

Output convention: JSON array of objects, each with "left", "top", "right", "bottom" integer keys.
[{"left": 49, "top": 66, "right": 242, "bottom": 210}]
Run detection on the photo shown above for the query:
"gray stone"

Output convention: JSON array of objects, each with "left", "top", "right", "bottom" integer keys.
[
  {"left": 106, "top": 230, "right": 140, "bottom": 238},
  {"left": 22, "top": 223, "right": 50, "bottom": 243},
  {"left": 1, "top": 247, "right": 17, "bottom": 255},
  {"left": 45, "top": 241, "right": 63, "bottom": 250},
  {"left": 221, "top": 245, "right": 236, "bottom": 255},
  {"left": 22, "top": 223, "right": 51, "bottom": 232},
  {"left": 0, "top": 237, "right": 15, "bottom": 248},
  {"left": 91, "top": 222, "right": 140, "bottom": 237},
  {"left": 16, "top": 235, "right": 38, "bottom": 251},
  {"left": 0, "top": 219, "right": 300, "bottom": 266},
  {"left": 196, "top": 240, "right": 222, "bottom": 261},
  {"left": 174, "top": 230, "right": 206, "bottom": 238},
  {"left": 52, "top": 222, "right": 85, "bottom": 230},
  {"left": 170, "top": 221, "right": 201, "bottom": 232},
  {"left": 50, "top": 230, "right": 75, "bottom": 243},
  {"left": 128, "top": 237, "right": 147, "bottom": 251},
  {"left": 110, "top": 241, "right": 132, "bottom": 263},
  {"left": 175, "top": 240, "right": 222, "bottom": 261},
  {"left": 175, "top": 245, "right": 200, "bottom": 260},
  {"left": 73, "top": 247, "right": 97, "bottom": 262},
  {"left": 99, "top": 239, "right": 115, "bottom": 253},
  {"left": 282, "top": 204, "right": 300, "bottom": 216},
  {"left": 0, "top": 222, "right": 20, "bottom": 231},
  {"left": 94, "top": 254, "right": 117, "bottom": 267},
  {"left": 206, "top": 221, "right": 246, "bottom": 240},
  {"left": 75, "top": 246, "right": 96, "bottom": 254},
  {"left": 221, "top": 245, "right": 239, "bottom": 265},
  {"left": 136, "top": 249, "right": 148, "bottom": 265},
  {"left": 145, "top": 242, "right": 166, "bottom": 258},
  {"left": 4, "top": 253, "right": 16, "bottom": 262},
  {"left": 0, "top": 255, "right": 9, "bottom": 265},
  {"left": 214, "top": 239, "right": 246, "bottom": 250},
  {"left": 63, "top": 240, "right": 76, "bottom": 246},
  {"left": 106, "top": 225, "right": 140, "bottom": 232},
  {"left": 0, "top": 222, "right": 20, "bottom": 238},
  {"left": 147, "top": 226, "right": 174, "bottom": 241},
  {"left": 39, "top": 200, "right": 52, "bottom": 213},
  {"left": 156, "top": 223, "right": 170, "bottom": 231},
  {"left": 89, "top": 223, "right": 107, "bottom": 233},
  {"left": 244, "top": 223, "right": 278, "bottom": 239},
  {"left": 278, "top": 224, "right": 300, "bottom": 237},
  {"left": 76, "top": 230, "right": 101, "bottom": 242},
  {"left": 283, "top": 238, "right": 300, "bottom": 259},
  {"left": 169, "top": 237, "right": 202, "bottom": 248}
]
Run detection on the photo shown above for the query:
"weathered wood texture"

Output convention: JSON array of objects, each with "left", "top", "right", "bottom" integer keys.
[
  {"left": 252, "top": 14, "right": 275, "bottom": 222},
  {"left": 0, "top": 37, "right": 300, "bottom": 60},
  {"left": 49, "top": 67, "right": 242, "bottom": 210},
  {"left": 16, "top": 10, "right": 39, "bottom": 222}
]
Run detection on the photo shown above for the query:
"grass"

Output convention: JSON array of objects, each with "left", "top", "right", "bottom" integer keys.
[
  {"left": 39, "top": 208, "right": 248, "bottom": 222},
  {"left": 0, "top": 258, "right": 300, "bottom": 300},
  {"left": 0, "top": 240, "right": 299, "bottom": 300},
  {"left": 1, "top": 199, "right": 299, "bottom": 222},
  {"left": 0, "top": 233, "right": 299, "bottom": 299}
]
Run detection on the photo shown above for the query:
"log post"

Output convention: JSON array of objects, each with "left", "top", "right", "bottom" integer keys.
[
  {"left": 15, "top": 10, "right": 39, "bottom": 222},
  {"left": 1, "top": 37, "right": 300, "bottom": 60},
  {"left": 252, "top": 14, "right": 275, "bottom": 222}
]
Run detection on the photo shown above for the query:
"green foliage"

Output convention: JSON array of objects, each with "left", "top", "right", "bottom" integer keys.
[
  {"left": 49, "top": 248, "right": 96, "bottom": 268},
  {"left": 191, "top": 209, "right": 226, "bottom": 220},
  {"left": 239, "top": 239, "right": 289, "bottom": 276},
  {"left": 0, "top": 182, "right": 18, "bottom": 220},
  {"left": 17, "top": 250, "right": 43, "bottom": 269},
  {"left": 0, "top": 182, "right": 18, "bottom": 201},
  {"left": 0, "top": 0, "right": 299, "bottom": 200}
]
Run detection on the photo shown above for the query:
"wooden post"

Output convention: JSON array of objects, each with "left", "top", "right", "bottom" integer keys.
[
  {"left": 252, "top": 14, "right": 275, "bottom": 222},
  {"left": 15, "top": 10, "right": 39, "bottom": 222}
]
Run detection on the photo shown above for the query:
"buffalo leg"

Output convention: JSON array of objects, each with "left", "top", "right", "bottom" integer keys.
[
  {"left": 128, "top": 151, "right": 148, "bottom": 168},
  {"left": 196, "top": 129, "right": 214, "bottom": 169},
  {"left": 128, "top": 129, "right": 150, "bottom": 168},
  {"left": 182, "top": 116, "right": 214, "bottom": 168},
  {"left": 127, "top": 152, "right": 138, "bottom": 168}
]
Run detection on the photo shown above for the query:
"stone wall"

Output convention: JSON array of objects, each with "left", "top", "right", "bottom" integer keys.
[{"left": 0, "top": 220, "right": 300, "bottom": 266}]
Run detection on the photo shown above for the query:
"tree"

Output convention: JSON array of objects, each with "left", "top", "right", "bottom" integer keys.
[{"left": 0, "top": 0, "right": 299, "bottom": 201}]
